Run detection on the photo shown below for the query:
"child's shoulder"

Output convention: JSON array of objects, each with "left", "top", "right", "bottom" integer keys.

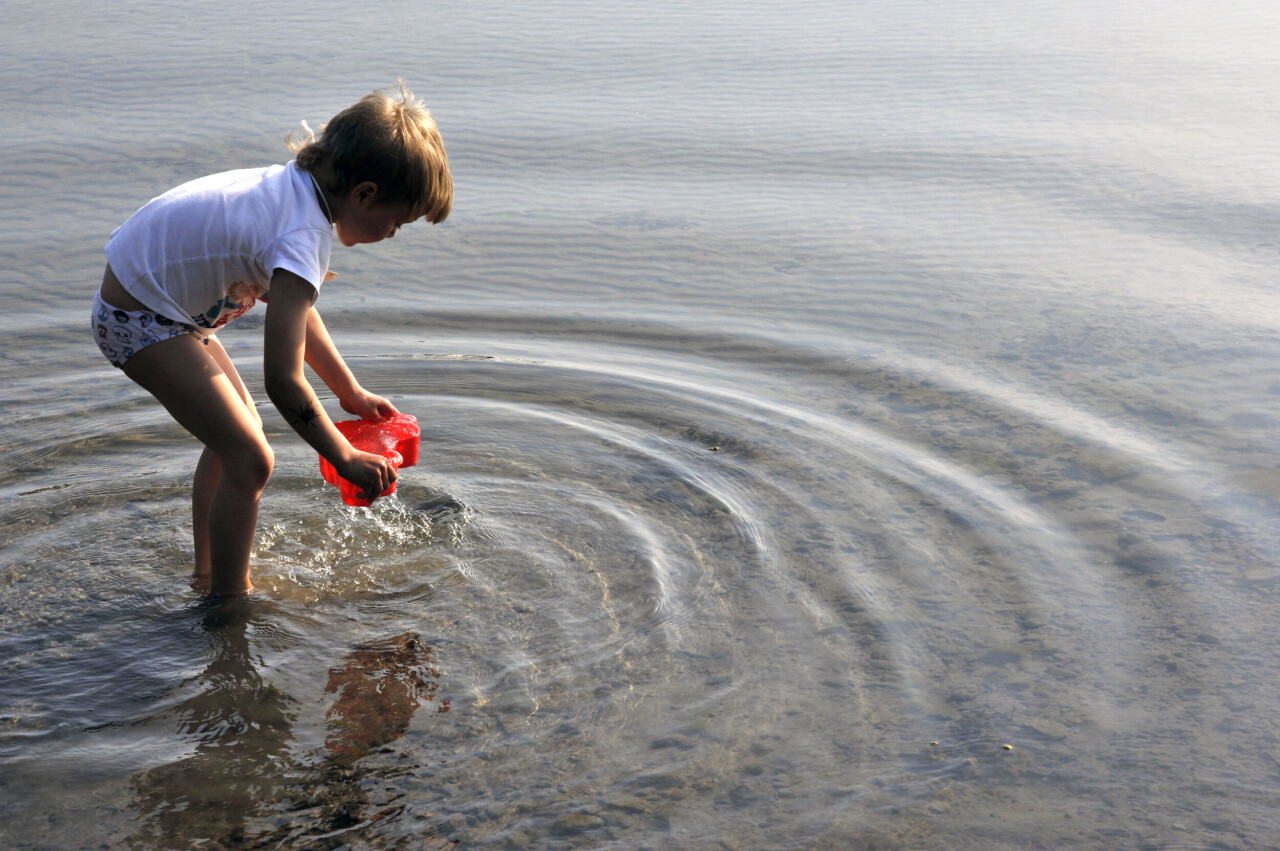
[
  {"left": 144, "top": 164, "right": 311, "bottom": 220},
  {"left": 169, "top": 163, "right": 291, "bottom": 198},
  {"left": 116, "top": 162, "right": 323, "bottom": 252}
]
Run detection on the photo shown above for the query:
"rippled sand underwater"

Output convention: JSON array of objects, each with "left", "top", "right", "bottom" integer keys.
[{"left": 3, "top": 0, "right": 1280, "bottom": 848}]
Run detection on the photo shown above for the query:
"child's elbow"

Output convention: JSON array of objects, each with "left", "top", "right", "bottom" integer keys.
[{"left": 263, "top": 371, "right": 300, "bottom": 406}]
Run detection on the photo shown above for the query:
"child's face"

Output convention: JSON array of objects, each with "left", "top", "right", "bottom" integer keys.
[{"left": 334, "top": 183, "right": 421, "bottom": 247}]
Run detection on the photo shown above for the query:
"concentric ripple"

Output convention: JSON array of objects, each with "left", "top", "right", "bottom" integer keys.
[{"left": 2, "top": 314, "right": 1278, "bottom": 847}]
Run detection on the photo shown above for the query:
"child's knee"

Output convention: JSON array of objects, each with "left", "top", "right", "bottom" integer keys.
[{"left": 223, "top": 438, "right": 274, "bottom": 491}]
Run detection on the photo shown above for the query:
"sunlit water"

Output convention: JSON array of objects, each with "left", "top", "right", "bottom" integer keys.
[{"left": 2, "top": 1, "right": 1279, "bottom": 848}]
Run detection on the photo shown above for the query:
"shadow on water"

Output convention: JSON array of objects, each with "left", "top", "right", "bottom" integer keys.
[{"left": 127, "top": 598, "right": 453, "bottom": 850}]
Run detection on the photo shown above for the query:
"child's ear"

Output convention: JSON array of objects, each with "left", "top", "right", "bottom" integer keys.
[{"left": 350, "top": 181, "right": 379, "bottom": 206}]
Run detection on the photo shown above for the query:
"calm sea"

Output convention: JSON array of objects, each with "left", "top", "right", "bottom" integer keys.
[{"left": 2, "top": 1, "right": 1279, "bottom": 848}]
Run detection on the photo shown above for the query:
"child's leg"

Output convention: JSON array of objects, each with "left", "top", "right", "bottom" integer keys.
[
  {"left": 192, "top": 446, "right": 220, "bottom": 580},
  {"left": 123, "top": 333, "right": 273, "bottom": 597},
  {"left": 190, "top": 336, "right": 265, "bottom": 586}
]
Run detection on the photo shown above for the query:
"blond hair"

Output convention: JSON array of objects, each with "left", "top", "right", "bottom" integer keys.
[{"left": 290, "top": 81, "right": 452, "bottom": 223}]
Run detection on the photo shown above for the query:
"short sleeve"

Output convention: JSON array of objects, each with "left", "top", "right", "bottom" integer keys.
[{"left": 264, "top": 226, "right": 332, "bottom": 290}]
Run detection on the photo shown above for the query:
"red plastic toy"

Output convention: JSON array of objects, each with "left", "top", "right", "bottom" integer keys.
[{"left": 319, "top": 413, "right": 420, "bottom": 506}]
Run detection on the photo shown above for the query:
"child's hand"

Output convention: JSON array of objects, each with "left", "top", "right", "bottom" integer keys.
[
  {"left": 337, "top": 450, "right": 398, "bottom": 503},
  {"left": 340, "top": 387, "right": 400, "bottom": 421}
]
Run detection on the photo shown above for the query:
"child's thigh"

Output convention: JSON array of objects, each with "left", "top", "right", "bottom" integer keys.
[
  {"left": 122, "top": 333, "right": 266, "bottom": 457},
  {"left": 201, "top": 335, "right": 262, "bottom": 430}
]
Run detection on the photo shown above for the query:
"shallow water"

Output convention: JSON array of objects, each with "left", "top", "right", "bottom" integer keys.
[{"left": 2, "top": 1, "right": 1280, "bottom": 848}]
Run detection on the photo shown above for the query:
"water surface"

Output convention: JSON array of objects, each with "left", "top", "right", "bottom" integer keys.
[{"left": 2, "top": 1, "right": 1279, "bottom": 848}]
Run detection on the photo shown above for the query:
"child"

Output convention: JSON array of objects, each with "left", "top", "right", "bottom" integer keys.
[{"left": 92, "top": 83, "right": 452, "bottom": 597}]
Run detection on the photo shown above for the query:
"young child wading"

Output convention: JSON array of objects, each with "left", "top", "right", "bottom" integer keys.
[{"left": 92, "top": 83, "right": 452, "bottom": 597}]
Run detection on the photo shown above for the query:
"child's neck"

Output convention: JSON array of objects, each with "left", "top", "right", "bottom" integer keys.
[{"left": 306, "top": 162, "right": 343, "bottom": 223}]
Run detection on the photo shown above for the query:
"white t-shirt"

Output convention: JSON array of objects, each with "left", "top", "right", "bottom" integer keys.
[{"left": 105, "top": 161, "right": 332, "bottom": 329}]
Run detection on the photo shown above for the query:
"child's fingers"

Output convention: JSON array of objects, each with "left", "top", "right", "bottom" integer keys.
[
  {"left": 369, "top": 396, "right": 399, "bottom": 418},
  {"left": 357, "top": 454, "right": 397, "bottom": 501}
]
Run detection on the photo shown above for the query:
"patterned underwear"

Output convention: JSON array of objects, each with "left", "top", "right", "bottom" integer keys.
[{"left": 91, "top": 289, "right": 205, "bottom": 368}]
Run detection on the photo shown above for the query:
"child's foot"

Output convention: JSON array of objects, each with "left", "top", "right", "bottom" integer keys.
[{"left": 191, "top": 571, "right": 254, "bottom": 598}]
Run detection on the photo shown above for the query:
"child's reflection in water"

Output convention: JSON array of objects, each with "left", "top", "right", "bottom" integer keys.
[
  {"left": 325, "top": 630, "right": 447, "bottom": 767},
  {"left": 128, "top": 597, "right": 450, "bottom": 848}
]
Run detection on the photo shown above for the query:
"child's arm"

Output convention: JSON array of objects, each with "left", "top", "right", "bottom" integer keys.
[
  {"left": 302, "top": 305, "right": 400, "bottom": 421},
  {"left": 263, "top": 269, "right": 397, "bottom": 501}
]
